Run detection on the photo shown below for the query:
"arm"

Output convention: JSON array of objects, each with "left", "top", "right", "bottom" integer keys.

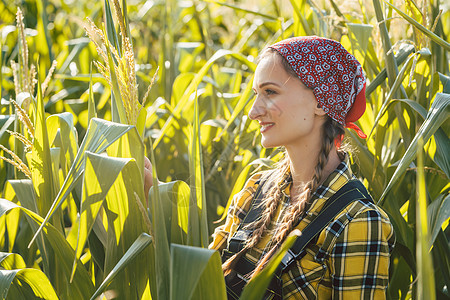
[{"left": 330, "top": 208, "right": 395, "bottom": 299}]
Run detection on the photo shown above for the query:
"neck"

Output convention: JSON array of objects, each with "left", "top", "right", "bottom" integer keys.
[{"left": 286, "top": 144, "right": 342, "bottom": 196}]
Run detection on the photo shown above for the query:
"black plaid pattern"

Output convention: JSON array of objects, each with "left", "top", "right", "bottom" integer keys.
[
  {"left": 332, "top": 242, "right": 347, "bottom": 257},
  {"left": 327, "top": 219, "right": 346, "bottom": 236},
  {"left": 366, "top": 240, "right": 381, "bottom": 256},
  {"left": 294, "top": 274, "right": 309, "bottom": 289},
  {"left": 363, "top": 274, "right": 377, "bottom": 289},
  {"left": 332, "top": 275, "right": 345, "bottom": 291}
]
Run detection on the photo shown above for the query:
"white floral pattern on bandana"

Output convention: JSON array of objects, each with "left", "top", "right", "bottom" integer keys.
[{"left": 270, "top": 36, "right": 366, "bottom": 126}]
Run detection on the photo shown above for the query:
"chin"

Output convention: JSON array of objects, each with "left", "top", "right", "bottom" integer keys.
[{"left": 260, "top": 139, "right": 279, "bottom": 149}]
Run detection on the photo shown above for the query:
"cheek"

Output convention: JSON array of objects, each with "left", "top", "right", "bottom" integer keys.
[
  {"left": 263, "top": 96, "right": 283, "bottom": 117},
  {"left": 287, "top": 102, "right": 317, "bottom": 128}
]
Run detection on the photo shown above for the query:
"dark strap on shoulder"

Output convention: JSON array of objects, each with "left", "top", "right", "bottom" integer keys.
[
  {"left": 279, "top": 179, "right": 373, "bottom": 270},
  {"left": 227, "top": 172, "right": 273, "bottom": 254}
]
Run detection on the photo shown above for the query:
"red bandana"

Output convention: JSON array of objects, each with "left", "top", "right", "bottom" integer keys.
[{"left": 269, "top": 36, "right": 367, "bottom": 138}]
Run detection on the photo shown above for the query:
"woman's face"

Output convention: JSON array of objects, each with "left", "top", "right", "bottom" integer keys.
[{"left": 249, "top": 53, "right": 326, "bottom": 150}]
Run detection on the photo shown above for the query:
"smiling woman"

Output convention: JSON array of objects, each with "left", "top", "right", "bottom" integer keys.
[{"left": 207, "top": 36, "right": 396, "bottom": 300}]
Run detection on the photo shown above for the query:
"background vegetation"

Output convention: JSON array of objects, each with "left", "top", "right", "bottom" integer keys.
[{"left": 0, "top": 0, "right": 448, "bottom": 299}]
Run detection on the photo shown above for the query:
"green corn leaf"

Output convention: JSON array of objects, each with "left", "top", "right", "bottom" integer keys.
[
  {"left": 366, "top": 44, "right": 415, "bottom": 96},
  {"left": 104, "top": 30, "right": 128, "bottom": 125},
  {"left": 28, "top": 118, "right": 139, "bottom": 248},
  {"left": 3, "top": 180, "right": 46, "bottom": 266},
  {"left": 71, "top": 151, "right": 137, "bottom": 281},
  {"left": 416, "top": 138, "right": 436, "bottom": 300},
  {"left": 372, "top": 0, "right": 400, "bottom": 89},
  {"left": 0, "top": 199, "right": 94, "bottom": 298},
  {"left": 0, "top": 252, "right": 26, "bottom": 269},
  {"left": 150, "top": 180, "right": 191, "bottom": 245},
  {"left": 427, "top": 194, "right": 450, "bottom": 249},
  {"left": 0, "top": 39, "right": 2, "bottom": 98},
  {"left": 90, "top": 233, "right": 153, "bottom": 300},
  {"left": 348, "top": 131, "right": 385, "bottom": 200},
  {"left": 5, "top": 180, "right": 38, "bottom": 213},
  {"left": 46, "top": 113, "right": 79, "bottom": 174},
  {"left": 379, "top": 93, "right": 450, "bottom": 204},
  {"left": 0, "top": 268, "right": 58, "bottom": 300},
  {"left": 384, "top": 0, "right": 450, "bottom": 51},
  {"left": 289, "top": 0, "right": 313, "bottom": 36},
  {"left": 104, "top": 0, "right": 121, "bottom": 56},
  {"left": 0, "top": 182, "right": 22, "bottom": 253},
  {"left": 188, "top": 91, "right": 209, "bottom": 248},
  {"left": 31, "top": 74, "right": 56, "bottom": 218},
  {"left": 387, "top": 246, "right": 415, "bottom": 297},
  {"left": 101, "top": 156, "right": 151, "bottom": 299},
  {"left": 59, "top": 41, "right": 89, "bottom": 75},
  {"left": 148, "top": 137, "right": 171, "bottom": 300},
  {"left": 87, "top": 64, "right": 97, "bottom": 123},
  {"left": 36, "top": 0, "right": 53, "bottom": 61},
  {"left": 438, "top": 73, "right": 450, "bottom": 93},
  {"left": 240, "top": 232, "right": 298, "bottom": 300},
  {"left": 380, "top": 98, "right": 449, "bottom": 178},
  {"left": 0, "top": 115, "right": 15, "bottom": 141},
  {"left": 368, "top": 52, "right": 416, "bottom": 138},
  {"left": 432, "top": 230, "right": 450, "bottom": 293},
  {"left": 153, "top": 50, "right": 256, "bottom": 148},
  {"left": 215, "top": 76, "right": 254, "bottom": 142},
  {"left": 170, "top": 244, "right": 226, "bottom": 300},
  {"left": 346, "top": 23, "right": 373, "bottom": 67}
]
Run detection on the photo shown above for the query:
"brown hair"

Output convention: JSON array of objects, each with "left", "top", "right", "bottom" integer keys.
[{"left": 222, "top": 48, "right": 346, "bottom": 276}]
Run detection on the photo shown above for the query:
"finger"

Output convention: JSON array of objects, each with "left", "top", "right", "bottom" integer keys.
[{"left": 144, "top": 156, "right": 152, "bottom": 169}]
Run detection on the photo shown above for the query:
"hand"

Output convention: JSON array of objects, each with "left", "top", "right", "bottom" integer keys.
[{"left": 144, "top": 156, "right": 154, "bottom": 200}]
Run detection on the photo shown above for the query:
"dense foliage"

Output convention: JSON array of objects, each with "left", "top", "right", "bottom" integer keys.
[{"left": 0, "top": 0, "right": 449, "bottom": 299}]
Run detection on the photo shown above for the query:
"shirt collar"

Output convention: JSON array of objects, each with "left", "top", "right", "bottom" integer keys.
[{"left": 278, "top": 153, "right": 354, "bottom": 203}]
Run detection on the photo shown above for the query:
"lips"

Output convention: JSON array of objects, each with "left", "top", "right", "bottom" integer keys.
[{"left": 259, "top": 122, "right": 275, "bottom": 133}]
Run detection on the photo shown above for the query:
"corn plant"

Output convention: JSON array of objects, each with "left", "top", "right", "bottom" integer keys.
[{"left": 0, "top": 0, "right": 448, "bottom": 299}]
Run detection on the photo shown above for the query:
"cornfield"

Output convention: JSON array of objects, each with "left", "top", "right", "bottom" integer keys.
[{"left": 0, "top": 0, "right": 448, "bottom": 299}]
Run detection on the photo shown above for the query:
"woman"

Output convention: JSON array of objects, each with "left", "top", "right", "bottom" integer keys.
[
  {"left": 145, "top": 36, "right": 395, "bottom": 299},
  {"left": 208, "top": 36, "right": 395, "bottom": 299}
]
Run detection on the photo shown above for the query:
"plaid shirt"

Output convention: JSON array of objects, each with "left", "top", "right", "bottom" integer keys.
[{"left": 210, "top": 158, "right": 395, "bottom": 299}]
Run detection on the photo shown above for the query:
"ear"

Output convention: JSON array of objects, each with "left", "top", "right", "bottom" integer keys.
[{"left": 314, "top": 103, "right": 327, "bottom": 116}]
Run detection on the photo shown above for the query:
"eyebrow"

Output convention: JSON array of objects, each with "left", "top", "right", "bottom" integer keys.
[{"left": 253, "top": 82, "right": 281, "bottom": 89}]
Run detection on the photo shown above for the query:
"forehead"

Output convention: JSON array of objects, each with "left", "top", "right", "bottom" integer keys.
[{"left": 253, "top": 54, "right": 290, "bottom": 84}]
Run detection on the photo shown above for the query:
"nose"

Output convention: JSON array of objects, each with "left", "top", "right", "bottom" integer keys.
[{"left": 248, "top": 95, "right": 267, "bottom": 120}]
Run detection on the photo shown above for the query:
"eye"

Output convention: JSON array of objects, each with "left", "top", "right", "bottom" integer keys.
[{"left": 265, "top": 89, "right": 276, "bottom": 95}]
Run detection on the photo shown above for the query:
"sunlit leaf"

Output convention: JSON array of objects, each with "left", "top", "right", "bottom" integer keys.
[
  {"left": 0, "top": 268, "right": 58, "bottom": 300},
  {"left": 154, "top": 50, "right": 256, "bottom": 148},
  {"left": 170, "top": 244, "right": 226, "bottom": 300},
  {"left": 188, "top": 91, "right": 208, "bottom": 247},
  {"left": 29, "top": 118, "right": 138, "bottom": 248},
  {"left": 428, "top": 194, "right": 450, "bottom": 248},
  {"left": 0, "top": 199, "right": 94, "bottom": 298},
  {"left": 379, "top": 93, "right": 450, "bottom": 204},
  {"left": 90, "top": 233, "right": 153, "bottom": 300},
  {"left": 0, "top": 252, "right": 26, "bottom": 269},
  {"left": 415, "top": 139, "right": 436, "bottom": 299}
]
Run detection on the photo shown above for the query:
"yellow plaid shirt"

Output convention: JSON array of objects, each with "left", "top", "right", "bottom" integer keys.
[{"left": 210, "top": 158, "right": 395, "bottom": 299}]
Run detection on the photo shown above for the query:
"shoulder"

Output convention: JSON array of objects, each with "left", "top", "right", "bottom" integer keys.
[{"left": 318, "top": 183, "right": 395, "bottom": 257}]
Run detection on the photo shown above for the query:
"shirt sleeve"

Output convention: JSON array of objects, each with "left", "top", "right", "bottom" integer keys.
[
  {"left": 329, "top": 208, "right": 396, "bottom": 299},
  {"left": 209, "top": 173, "right": 263, "bottom": 252}
]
